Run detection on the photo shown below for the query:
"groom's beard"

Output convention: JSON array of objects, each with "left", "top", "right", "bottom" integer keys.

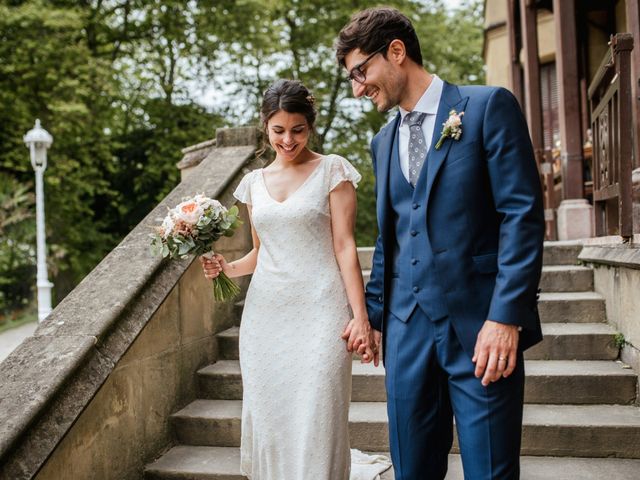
[
  {"left": 376, "top": 92, "right": 402, "bottom": 113},
  {"left": 372, "top": 77, "right": 403, "bottom": 113}
]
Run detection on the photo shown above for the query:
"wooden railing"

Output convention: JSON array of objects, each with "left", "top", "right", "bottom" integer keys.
[{"left": 588, "top": 33, "right": 635, "bottom": 238}]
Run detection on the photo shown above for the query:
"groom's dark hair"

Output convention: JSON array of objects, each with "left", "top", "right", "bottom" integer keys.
[{"left": 335, "top": 7, "right": 423, "bottom": 68}]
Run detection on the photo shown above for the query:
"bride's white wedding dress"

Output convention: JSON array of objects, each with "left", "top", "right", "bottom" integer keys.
[{"left": 232, "top": 154, "right": 391, "bottom": 480}]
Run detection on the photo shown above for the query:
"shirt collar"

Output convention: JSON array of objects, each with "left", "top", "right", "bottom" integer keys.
[{"left": 399, "top": 75, "right": 443, "bottom": 121}]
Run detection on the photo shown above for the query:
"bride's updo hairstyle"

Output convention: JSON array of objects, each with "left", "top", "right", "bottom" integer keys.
[{"left": 260, "top": 79, "right": 317, "bottom": 132}]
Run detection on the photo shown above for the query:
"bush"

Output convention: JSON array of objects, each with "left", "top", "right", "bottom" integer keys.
[{"left": 0, "top": 174, "right": 36, "bottom": 315}]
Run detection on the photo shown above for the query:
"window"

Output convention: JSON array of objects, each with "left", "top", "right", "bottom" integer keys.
[{"left": 540, "top": 62, "right": 560, "bottom": 151}]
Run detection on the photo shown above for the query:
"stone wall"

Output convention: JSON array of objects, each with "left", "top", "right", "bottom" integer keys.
[
  {"left": 580, "top": 237, "right": 640, "bottom": 396},
  {"left": 0, "top": 128, "right": 262, "bottom": 479}
]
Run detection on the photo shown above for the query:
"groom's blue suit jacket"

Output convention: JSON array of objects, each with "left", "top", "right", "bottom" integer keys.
[{"left": 365, "top": 81, "right": 545, "bottom": 358}]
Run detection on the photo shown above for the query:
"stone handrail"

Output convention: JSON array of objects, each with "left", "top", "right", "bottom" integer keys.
[{"left": 0, "top": 127, "right": 263, "bottom": 479}]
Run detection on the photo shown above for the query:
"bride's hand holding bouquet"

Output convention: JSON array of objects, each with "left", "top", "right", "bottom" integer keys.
[{"left": 150, "top": 194, "right": 242, "bottom": 301}]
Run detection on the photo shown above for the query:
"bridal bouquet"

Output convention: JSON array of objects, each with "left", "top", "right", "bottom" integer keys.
[{"left": 150, "top": 194, "right": 242, "bottom": 301}]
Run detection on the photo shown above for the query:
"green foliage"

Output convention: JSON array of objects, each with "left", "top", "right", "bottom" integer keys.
[
  {"left": 0, "top": 0, "right": 485, "bottom": 308},
  {"left": 0, "top": 174, "right": 35, "bottom": 313},
  {"left": 110, "top": 99, "right": 222, "bottom": 236},
  {"left": 194, "top": 0, "right": 485, "bottom": 244},
  {"left": 0, "top": 0, "right": 225, "bottom": 302}
]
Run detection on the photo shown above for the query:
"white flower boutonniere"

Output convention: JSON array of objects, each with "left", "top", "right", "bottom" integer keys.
[{"left": 435, "top": 109, "right": 464, "bottom": 150}]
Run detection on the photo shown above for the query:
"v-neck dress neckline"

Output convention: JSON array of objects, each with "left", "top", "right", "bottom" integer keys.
[{"left": 259, "top": 155, "right": 326, "bottom": 204}]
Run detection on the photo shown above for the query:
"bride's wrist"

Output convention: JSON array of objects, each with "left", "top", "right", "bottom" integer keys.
[
  {"left": 352, "top": 314, "right": 369, "bottom": 325},
  {"left": 222, "top": 261, "right": 236, "bottom": 274}
]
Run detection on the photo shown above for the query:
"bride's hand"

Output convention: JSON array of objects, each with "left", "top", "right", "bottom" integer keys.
[
  {"left": 200, "top": 254, "right": 226, "bottom": 279},
  {"left": 341, "top": 317, "right": 372, "bottom": 360},
  {"left": 357, "top": 342, "right": 375, "bottom": 364},
  {"left": 356, "top": 329, "right": 381, "bottom": 365}
]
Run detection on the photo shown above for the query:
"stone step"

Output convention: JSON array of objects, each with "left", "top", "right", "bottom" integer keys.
[
  {"left": 539, "top": 265, "right": 593, "bottom": 292},
  {"left": 537, "top": 292, "right": 606, "bottom": 323},
  {"left": 526, "top": 323, "right": 619, "bottom": 360},
  {"left": 357, "top": 247, "right": 374, "bottom": 270},
  {"left": 233, "top": 301, "right": 244, "bottom": 326},
  {"left": 356, "top": 242, "right": 584, "bottom": 271},
  {"left": 170, "top": 400, "right": 640, "bottom": 458},
  {"left": 144, "top": 446, "right": 640, "bottom": 480},
  {"left": 360, "top": 265, "right": 593, "bottom": 293},
  {"left": 542, "top": 241, "right": 584, "bottom": 266},
  {"left": 217, "top": 322, "right": 619, "bottom": 363},
  {"left": 198, "top": 359, "right": 636, "bottom": 405},
  {"left": 523, "top": 360, "right": 636, "bottom": 404},
  {"left": 341, "top": 281, "right": 604, "bottom": 324},
  {"left": 217, "top": 327, "right": 239, "bottom": 361}
]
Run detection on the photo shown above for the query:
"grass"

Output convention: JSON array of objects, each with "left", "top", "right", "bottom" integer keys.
[{"left": 0, "top": 308, "right": 38, "bottom": 334}]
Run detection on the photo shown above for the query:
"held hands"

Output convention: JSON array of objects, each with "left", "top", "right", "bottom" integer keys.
[
  {"left": 200, "top": 254, "right": 227, "bottom": 280},
  {"left": 341, "top": 318, "right": 378, "bottom": 365},
  {"left": 472, "top": 319, "right": 519, "bottom": 387}
]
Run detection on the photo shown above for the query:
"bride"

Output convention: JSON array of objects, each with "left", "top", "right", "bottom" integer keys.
[{"left": 201, "top": 79, "right": 390, "bottom": 479}]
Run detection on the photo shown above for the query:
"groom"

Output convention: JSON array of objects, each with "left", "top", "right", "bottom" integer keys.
[{"left": 336, "top": 7, "right": 544, "bottom": 480}]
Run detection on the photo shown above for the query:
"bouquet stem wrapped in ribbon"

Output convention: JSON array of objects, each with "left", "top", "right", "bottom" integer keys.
[{"left": 150, "top": 194, "right": 242, "bottom": 301}]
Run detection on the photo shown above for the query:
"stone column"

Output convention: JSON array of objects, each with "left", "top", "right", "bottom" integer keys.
[
  {"left": 520, "top": 0, "right": 557, "bottom": 238},
  {"left": 506, "top": 0, "right": 524, "bottom": 109},
  {"left": 553, "top": 0, "right": 593, "bottom": 240}
]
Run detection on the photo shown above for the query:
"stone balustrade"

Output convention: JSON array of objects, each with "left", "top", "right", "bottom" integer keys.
[{"left": 0, "top": 127, "right": 264, "bottom": 479}]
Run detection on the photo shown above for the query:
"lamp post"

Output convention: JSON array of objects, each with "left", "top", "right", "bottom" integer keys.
[{"left": 24, "top": 119, "right": 54, "bottom": 322}]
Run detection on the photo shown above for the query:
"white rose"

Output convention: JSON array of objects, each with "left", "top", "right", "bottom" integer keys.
[
  {"left": 161, "top": 214, "right": 175, "bottom": 239},
  {"left": 194, "top": 194, "right": 224, "bottom": 213}
]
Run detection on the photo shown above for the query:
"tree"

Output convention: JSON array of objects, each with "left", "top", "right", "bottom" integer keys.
[
  {"left": 0, "top": 174, "right": 35, "bottom": 317},
  {"left": 0, "top": 1, "right": 225, "bottom": 301},
  {"left": 0, "top": 1, "right": 121, "bottom": 299},
  {"left": 193, "top": 0, "right": 485, "bottom": 244},
  {"left": 0, "top": 0, "right": 485, "bottom": 309}
]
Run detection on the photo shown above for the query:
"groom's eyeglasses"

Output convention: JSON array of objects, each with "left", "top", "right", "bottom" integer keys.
[{"left": 347, "top": 43, "right": 389, "bottom": 84}]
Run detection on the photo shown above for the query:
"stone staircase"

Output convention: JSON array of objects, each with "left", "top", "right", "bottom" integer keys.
[{"left": 144, "top": 242, "right": 640, "bottom": 479}]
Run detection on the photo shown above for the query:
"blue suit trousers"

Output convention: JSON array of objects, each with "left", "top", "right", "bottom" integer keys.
[{"left": 384, "top": 307, "right": 525, "bottom": 480}]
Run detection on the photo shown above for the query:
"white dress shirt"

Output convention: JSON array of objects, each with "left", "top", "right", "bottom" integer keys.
[{"left": 398, "top": 75, "right": 444, "bottom": 182}]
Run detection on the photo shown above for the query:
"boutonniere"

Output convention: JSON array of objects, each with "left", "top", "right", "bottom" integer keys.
[{"left": 435, "top": 109, "right": 464, "bottom": 150}]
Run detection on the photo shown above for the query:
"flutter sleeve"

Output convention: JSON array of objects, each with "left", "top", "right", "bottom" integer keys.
[
  {"left": 233, "top": 171, "right": 254, "bottom": 205},
  {"left": 328, "top": 155, "right": 362, "bottom": 192}
]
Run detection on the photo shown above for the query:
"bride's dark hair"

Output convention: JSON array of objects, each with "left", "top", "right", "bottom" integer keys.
[{"left": 260, "top": 79, "right": 317, "bottom": 131}]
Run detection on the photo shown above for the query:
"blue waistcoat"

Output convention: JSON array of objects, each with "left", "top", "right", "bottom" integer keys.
[{"left": 388, "top": 126, "right": 449, "bottom": 322}]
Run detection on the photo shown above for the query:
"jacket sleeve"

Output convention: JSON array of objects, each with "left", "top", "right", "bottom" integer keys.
[
  {"left": 364, "top": 141, "right": 385, "bottom": 332},
  {"left": 365, "top": 233, "right": 385, "bottom": 331},
  {"left": 483, "top": 87, "right": 545, "bottom": 329}
]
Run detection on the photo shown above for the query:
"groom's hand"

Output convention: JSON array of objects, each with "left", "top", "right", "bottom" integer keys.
[
  {"left": 472, "top": 320, "right": 519, "bottom": 387},
  {"left": 372, "top": 329, "right": 382, "bottom": 367}
]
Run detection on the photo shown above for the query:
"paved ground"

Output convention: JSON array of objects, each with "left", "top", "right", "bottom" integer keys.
[{"left": 0, "top": 321, "right": 37, "bottom": 362}]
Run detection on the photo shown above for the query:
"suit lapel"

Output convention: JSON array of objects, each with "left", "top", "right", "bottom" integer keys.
[
  {"left": 424, "top": 82, "right": 469, "bottom": 206},
  {"left": 375, "top": 114, "right": 400, "bottom": 233}
]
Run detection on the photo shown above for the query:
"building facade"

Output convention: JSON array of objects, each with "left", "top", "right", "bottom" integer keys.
[{"left": 483, "top": 0, "right": 640, "bottom": 240}]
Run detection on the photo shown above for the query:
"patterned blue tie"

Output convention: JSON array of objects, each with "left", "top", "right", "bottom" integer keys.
[{"left": 404, "top": 111, "right": 427, "bottom": 186}]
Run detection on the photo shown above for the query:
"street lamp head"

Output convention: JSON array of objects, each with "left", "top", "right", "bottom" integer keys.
[
  {"left": 24, "top": 119, "right": 53, "bottom": 148},
  {"left": 24, "top": 119, "right": 53, "bottom": 169}
]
